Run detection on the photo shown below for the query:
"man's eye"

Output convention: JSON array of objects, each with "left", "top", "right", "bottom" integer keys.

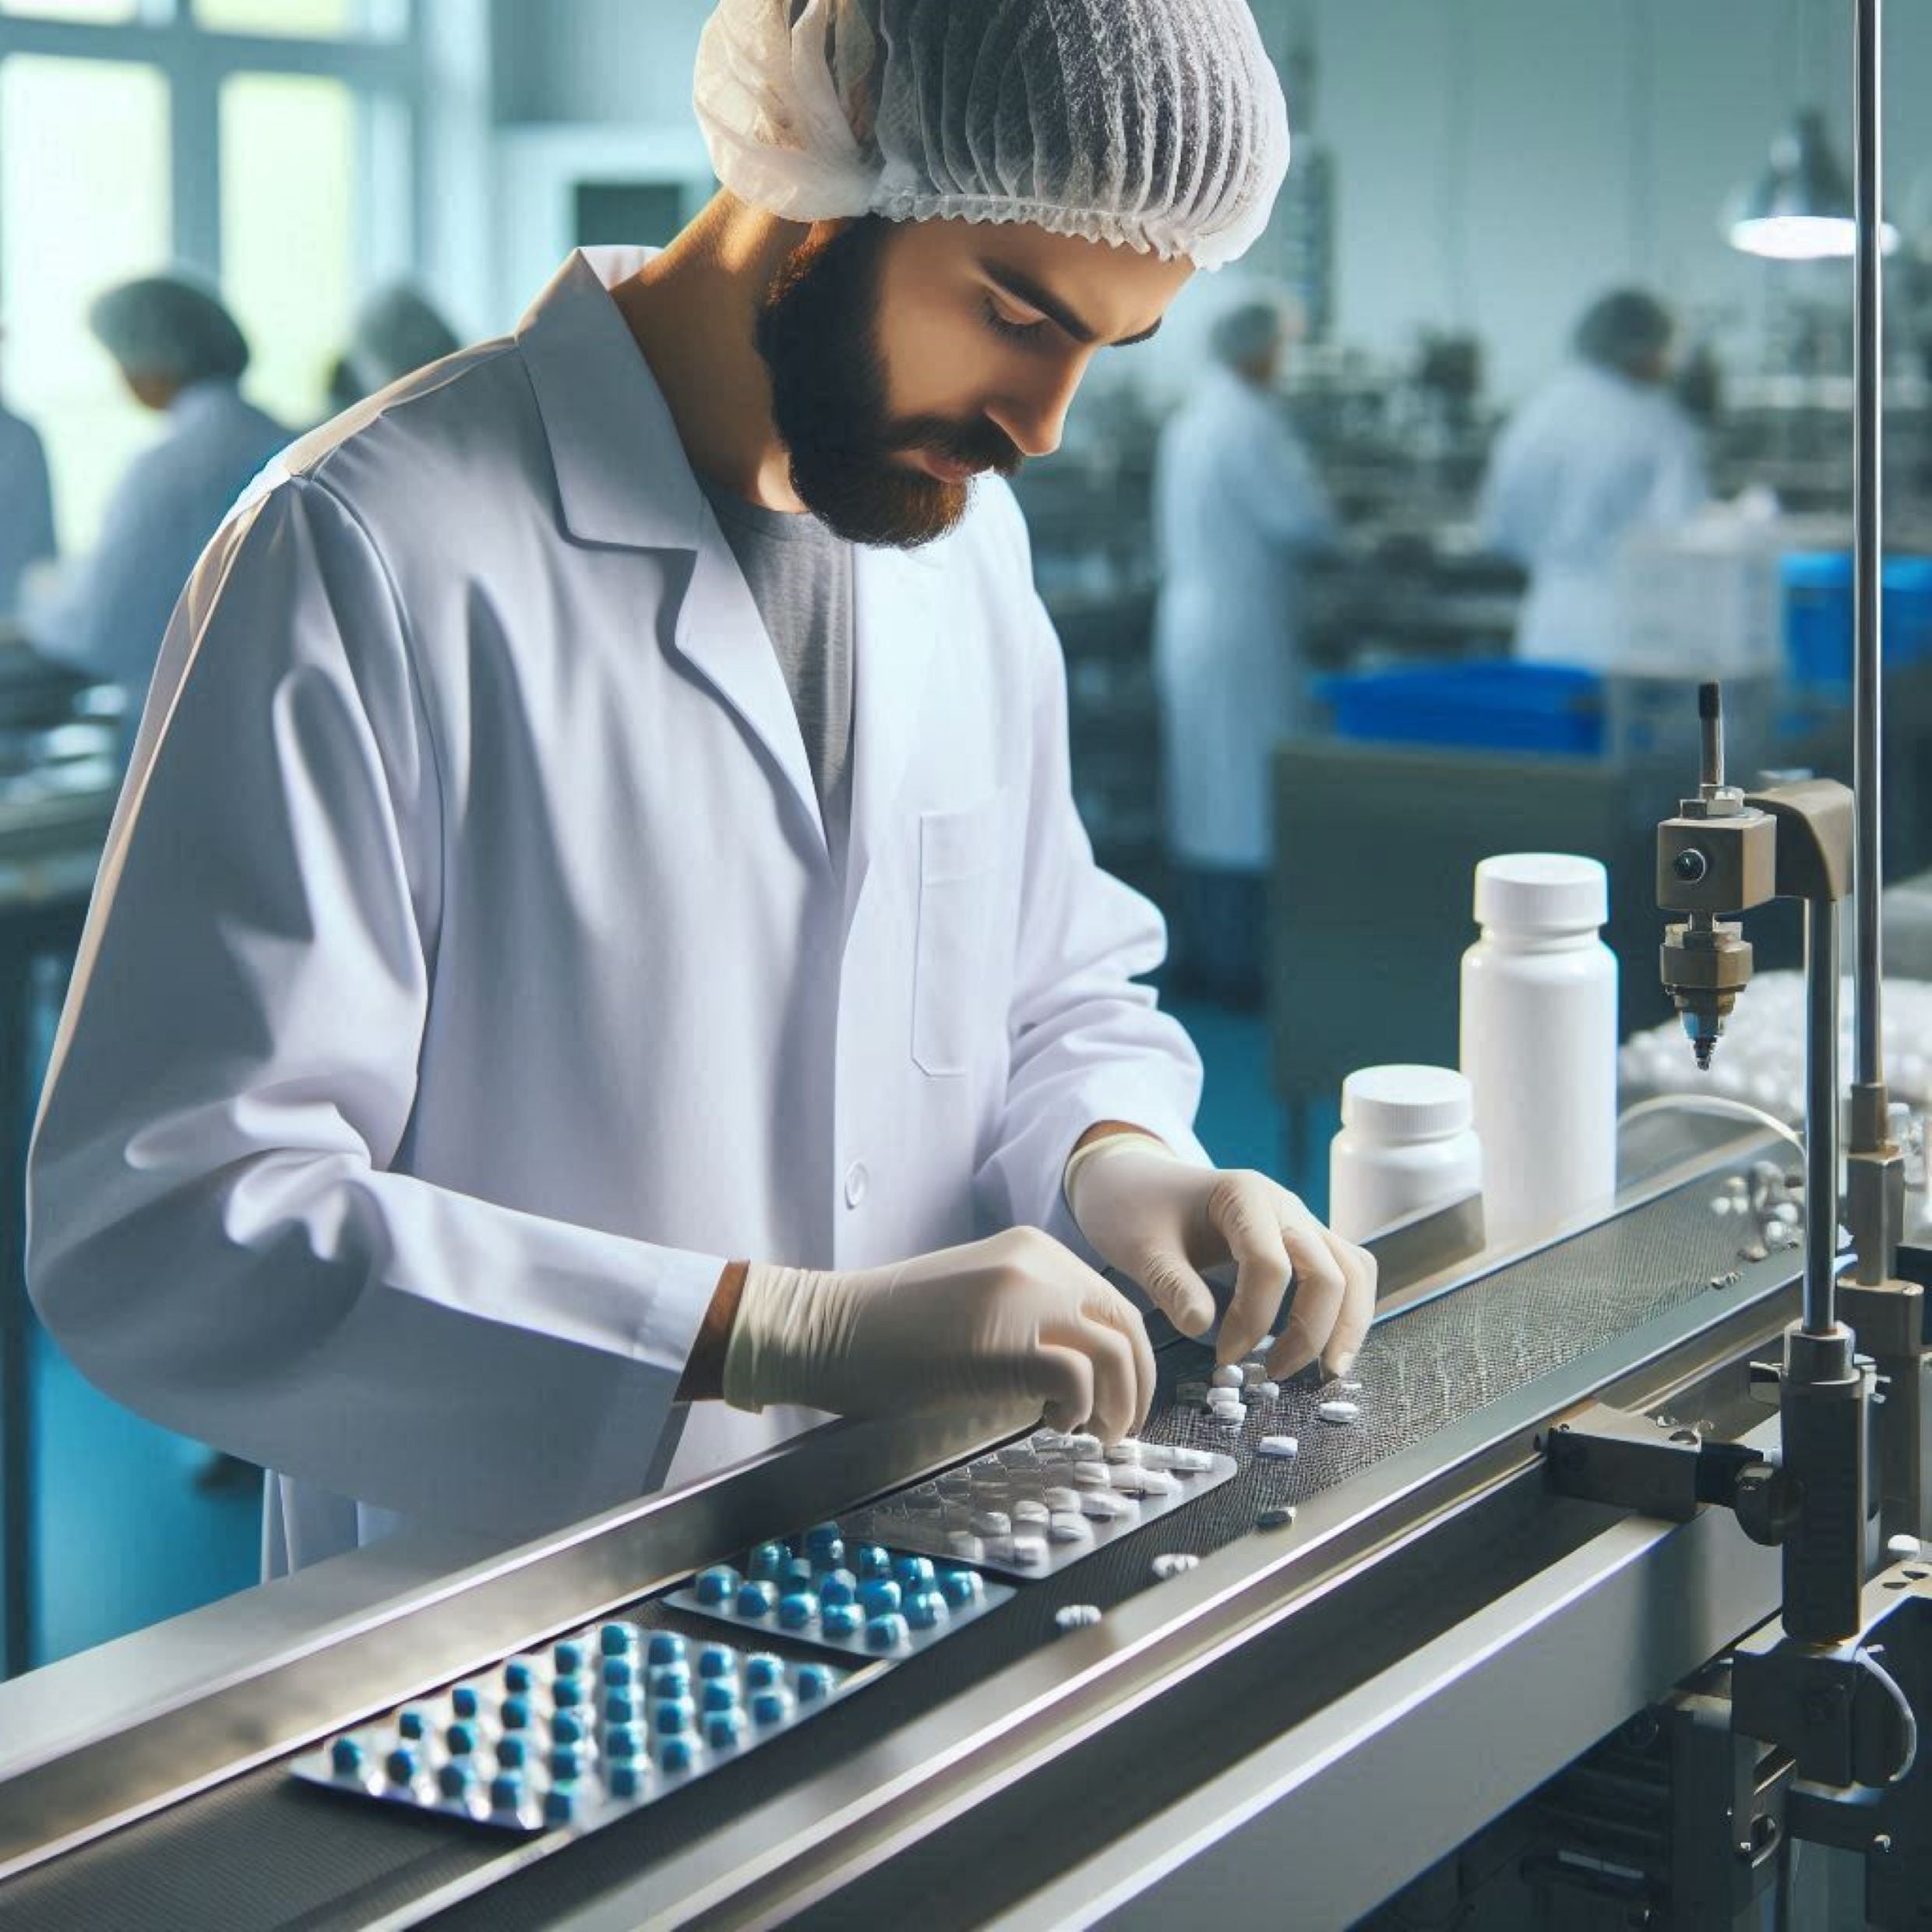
[{"left": 983, "top": 296, "right": 1047, "bottom": 342}]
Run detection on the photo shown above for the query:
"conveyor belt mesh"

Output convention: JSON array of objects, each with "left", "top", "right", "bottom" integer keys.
[{"left": 0, "top": 1162, "right": 1788, "bottom": 1930}]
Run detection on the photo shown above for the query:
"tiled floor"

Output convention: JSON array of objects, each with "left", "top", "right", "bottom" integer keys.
[{"left": 23, "top": 995, "right": 1320, "bottom": 1671}]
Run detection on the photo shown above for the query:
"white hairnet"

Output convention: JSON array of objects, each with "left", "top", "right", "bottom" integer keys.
[
  {"left": 88, "top": 274, "right": 249, "bottom": 386},
  {"left": 694, "top": 0, "right": 1291, "bottom": 272}
]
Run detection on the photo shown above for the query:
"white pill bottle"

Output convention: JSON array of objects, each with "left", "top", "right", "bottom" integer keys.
[
  {"left": 1459, "top": 854, "right": 1619, "bottom": 1249},
  {"left": 1328, "top": 1065, "right": 1483, "bottom": 1243}
]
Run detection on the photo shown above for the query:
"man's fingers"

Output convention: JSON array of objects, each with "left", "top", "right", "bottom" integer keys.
[
  {"left": 1032, "top": 1342, "right": 1096, "bottom": 1436},
  {"left": 1211, "top": 1173, "right": 1295, "bottom": 1364},
  {"left": 1069, "top": 1314, "right": 1139, "bottom": 1444},
  {"left": 1138, "top": 1249, "right": 1217, "bottom": 1340},
  {"left": 1083, "top": 1285, "right": 1158, "bottom": 1433},
  {"left": 1320, "top": 1234, "right": 1377, "bottom": 1377},
  {"left": 1264, "top": 1211, "right": 1352, "bottom": 1380}
]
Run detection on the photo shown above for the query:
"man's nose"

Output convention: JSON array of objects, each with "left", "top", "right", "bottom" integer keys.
[{"left": 985, "top": 354, "right": 1090, "bottom": 461}]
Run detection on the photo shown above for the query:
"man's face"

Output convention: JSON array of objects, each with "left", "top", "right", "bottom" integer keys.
[{"left": 756, "top": 215, "right": 1192, "bottom": 548}]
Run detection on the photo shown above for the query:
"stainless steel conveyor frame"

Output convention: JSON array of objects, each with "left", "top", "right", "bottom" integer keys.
[{"left": 0, "top": 1130, "right": 1815, "bottom": 1927}]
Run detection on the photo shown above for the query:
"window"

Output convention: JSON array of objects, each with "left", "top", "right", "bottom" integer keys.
[
  {"left": 220, "top": 72, "right": 358, "bottom": 428},
  {"left": 0, "top": 4, "right": 417, "bottom": 551},
  {"left": 193, "top": 0, "right": 406, "bottom": 42},
  {"left": 0, "top": 55, "right": 170, "bottom": 552}
]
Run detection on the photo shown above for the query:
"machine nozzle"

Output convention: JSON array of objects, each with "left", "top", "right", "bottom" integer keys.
[{"left": 1662, "top": 917, "right": 1754, "bottom": 1074}]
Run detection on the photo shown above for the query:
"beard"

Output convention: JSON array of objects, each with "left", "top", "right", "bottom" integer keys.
[{"left": 754, "top": 216, "right": 1023, "bottom": 549}]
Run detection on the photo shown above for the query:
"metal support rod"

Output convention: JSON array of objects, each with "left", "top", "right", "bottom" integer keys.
[
  {"left": 1853, "top": 0, "right": 1884, "bottom": 1104},
  {"left": 1699, "top": 680, "right": 1724, "bottom": 792},
  {"left": 1806, "top": 898, "right": 1840, "bottom": 1336}
]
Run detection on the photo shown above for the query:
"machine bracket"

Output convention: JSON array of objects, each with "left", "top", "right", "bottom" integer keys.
[{"left": 1542, "top": 1402, "right": 1786, "bottom": 1534}]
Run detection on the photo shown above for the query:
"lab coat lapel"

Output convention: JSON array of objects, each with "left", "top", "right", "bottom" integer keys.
[
  {"left": 673, "top": 521, "right": 827, "bottom": 857},
  {"left": 516, "top": 249, "right": 826, "bottom": 855},
  {"left": 846, "top": 541, "right": 940, "bottom": 915}
]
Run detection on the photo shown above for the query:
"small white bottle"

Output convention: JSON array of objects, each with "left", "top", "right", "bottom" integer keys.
[
  {"left": 1459, "top": 854, "right": 1619, "bottom": 1249},
  {"left": 1328, "top": 1065, "right": 1483, "bottom": 1243}
]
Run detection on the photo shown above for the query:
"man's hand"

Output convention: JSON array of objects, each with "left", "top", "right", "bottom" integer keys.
[
  {"left": 1066, "top": 1134, "right": 1376, "bottom": 1378},
  {"left": 719, "top": 1226, "right": 1156, "bottom": 1443}
]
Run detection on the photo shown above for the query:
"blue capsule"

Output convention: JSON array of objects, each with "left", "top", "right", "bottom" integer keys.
[
  {"left": 696, "top": 1566, "right": 740, "bottom": 1606},
  {"left": 606, "top": 1722, "right": 643, "bottom": 1759},
  {"left": 657, "top": 1736, "right": 693, "bottom": 1774},
  {"left": 552, "top": 1710, "right": 585, "bottom": 1745},
  {"left": 496, "top": 1735, "right": 527, "bottom": 1769},
  {"left": 735, "top": 1581, "right": 777, "bottom": 1619},
  {"left": 804, "top": 1520, "right": 844, "bottom": 1555},
  {"left": 550, "top": 1745, "right": 580, "bottom": 1780},
  {"left": 608, "top": 1761, "right": 643, "bottom": 1800},
  {"left": 781, "top": 1556, "right": 817, "bottom": 1594},
  {"left": 821, "top": 1602, "right": 862, "bottom": 1638},
  {"left": 857, "top": 1578, "right": 902, "bottom": 1617},
  {"left": 699, "top": 1643, "right": 736, "bottom": 1679},
  {"left": 600, "top": 1622, "right": 634, "bottom": 1658},
  {"left": 490, "top": 1772, "right": 524, "bottom": 1812},
  {"left": 743, "top": 1652, "right": 783, "bottom": 1689},
  {"left": 545, "top": 1784, "right": 576, "bottom": 1827},
  {"left": 747, "top": 1541, "right": 787, "bottom": 1582},
  {"left": 938, "top": 1569, "right": 982, "bottom": 1609},
  {"left": 646, "top": 1631, "right": 686, "bottom": 1667},
  {"left": 605, "top": 1690, "right": 637, "bottom": 1726},
  {"left": 397, "top": 1708, "right": 428, "bottom": 1740},
  {"left": 855, "top": 1545, "right": 892, "bottom": 1580},
  {"left": 701, "top": 1678, "right": 739, "bottom": 1713},
  {"left": 499, "top": 1694, "right": 531, "bottom": 1731},
  {"left": 553, "top": 1639, "right": 585, "bottom": 1675},
  {"left": 750, "top": 1688, "right": 791, "bottom": 1727},
  {"left": 601, "top": 1656, "right": 636, "bottom": 1688},
  {"left": 904, "top": 1590, "right": 947, "bottom": 1631},
  {"left": 818, "top": 1569, "right": 858, "bottom": 1608},
  {"left": 446, "top": 1719, "right": 478, "bottom": 1756},
  {"left": 647, "top": 1665, "right": 692, "bottom": 1701},
  {"left": 504, "top": 1659, "right": 534, "bottom": 1694},
  {"left": 893, "top": 1556, "right": 937, "bottom": 1590},
  {"left": 778, "top": 1592, "right": 820, "bottom": 1631},
  {"left": 704, "top": 1708, "right": 745, "bottom": 1749},
  {"left": 330, "top": 1736, "right": 363, "bottom": 1776},
  {"left": 796, "top": 1665, "right": 836, "bottom": 1705},
  {"left": 386, "top": 1746, "right": 418, "bottom": 1786},
  {"left": 552, "top": 1676, "right": 584, "bottom": 1709},
  {"left": 653, "top": 1699, "right": 689, "bottom": 1736},
  {"left": 865, "top": 1613, "right": 908, "bottom": 1652},
  {"left": 438, "top": 1760, "right": 471, "bottom": 1800},
  {"left": 451, "top": 1684, "right": 481, "bottom": 1719}
]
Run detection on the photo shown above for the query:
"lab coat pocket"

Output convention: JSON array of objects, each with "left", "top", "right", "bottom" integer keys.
[{"left": 912, "top": 790, "right": 1010, "bottom": 1078}]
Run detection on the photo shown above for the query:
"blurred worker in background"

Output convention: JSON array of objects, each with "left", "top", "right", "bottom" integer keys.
[
  {"left": 1154, "top": 291, "right": 1335, "bottom": 1007},
  {"left": 1479, "top": 287, "right": 1707, "bottom": 671},
  {"left": 30, "top": 274, "right": 287, "bottom": 739},
  {"left": 0, "top": 311, "right": 56, "bottom": 624},
  {"left": 323, "top": 282, "right": 463, "bottom": 420}
]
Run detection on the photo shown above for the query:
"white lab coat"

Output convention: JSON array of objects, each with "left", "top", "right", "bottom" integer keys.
[
  {"left": 26, "top": 248, "right": 1208, "bottom": 1578},
  {"left": 1152, "top": 365, "right": 1334, "bottom": 871},
  {"left": 0, "top": 402, "right": 56, "bottom": 622},
  {"left": 30, "top": 377, "right": 288, "bottom": 709},
  {"left": 1479, "top": 361, "right": 1707, "bottom": 672}
]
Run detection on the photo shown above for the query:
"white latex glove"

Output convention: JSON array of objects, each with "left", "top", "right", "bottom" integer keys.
[
  {"left": 1065, "top": 1135, "right": 1377, "bottom": 1379},
  {"left": 722, "top": 1226, "right": 1156, "bottom": 1443}
]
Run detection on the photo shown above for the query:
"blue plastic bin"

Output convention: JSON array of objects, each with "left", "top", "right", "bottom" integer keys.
[
  {"left": 1315, "top": 662, "right": 1604, "bottom": 756},
  {"left": 1783, "top": 552, "right": 1932, "bottom": 688}
]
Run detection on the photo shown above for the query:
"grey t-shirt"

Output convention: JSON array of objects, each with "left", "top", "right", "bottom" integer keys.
[{"left": 698, "top": 477, "right": 855, "bottom": 864}]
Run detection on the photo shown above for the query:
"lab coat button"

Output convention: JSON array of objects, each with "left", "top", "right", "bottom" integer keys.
[{"left": 844, "top": 1162, "right": 869, "bottom": 1208}]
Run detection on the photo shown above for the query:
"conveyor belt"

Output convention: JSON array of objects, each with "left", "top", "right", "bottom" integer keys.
[{"left": 1, "top": 1158, "right": 1790, "bottom": 1932}]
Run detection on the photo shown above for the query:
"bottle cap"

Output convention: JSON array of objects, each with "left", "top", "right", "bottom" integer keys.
[
  {"left": 1474, "top": 853, "right": 1607, "bottom": 933},
  {"left": 1341, "top": 1065, "right": 1474, "bottom": 1141}
]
